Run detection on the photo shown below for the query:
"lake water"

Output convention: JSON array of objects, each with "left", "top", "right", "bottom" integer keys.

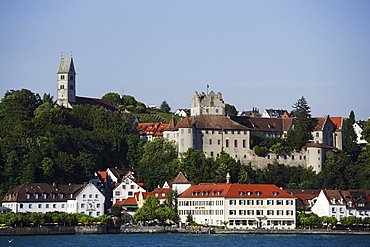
[{"left": 1, "top": 233, "right": 370, "bottom": 247}]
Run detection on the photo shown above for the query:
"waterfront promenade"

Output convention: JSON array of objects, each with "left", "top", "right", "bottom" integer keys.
[{"left": 1, "top": 225, "right": 370, "bottom": 236}]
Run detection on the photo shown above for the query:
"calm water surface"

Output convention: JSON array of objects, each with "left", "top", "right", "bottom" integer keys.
[{"left": 1, "top": 233, "right": 370, "bottom": 247}]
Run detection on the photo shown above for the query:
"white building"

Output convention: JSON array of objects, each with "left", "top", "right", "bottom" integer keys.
[
  {"left": 112, "top": 178, "right": 146, "bottom": 205},
  {"left": 2, "top": 182, "right": 105, "bottom": 217},
  {"left": 311, "top": 189, "right": 370, "bottom": 221},
  {"left": 178, "top": 183, "right": 297, "bottom": 229}
]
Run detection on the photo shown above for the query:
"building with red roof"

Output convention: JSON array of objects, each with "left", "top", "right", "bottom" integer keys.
[{"left": 178, "top": 183, "right": 296, "bottom": 229}]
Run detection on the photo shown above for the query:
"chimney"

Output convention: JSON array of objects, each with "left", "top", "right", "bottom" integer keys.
[{"left": 52, "top": 182, "right": 57, "bottom": 187}]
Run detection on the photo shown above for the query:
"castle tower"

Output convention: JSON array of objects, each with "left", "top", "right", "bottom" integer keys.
[
  {"left": 190, "top": 91, "right": 225, "bottom": 116},
  {"left": 57, "top": 57, "right": 76, "bottom": 107}
]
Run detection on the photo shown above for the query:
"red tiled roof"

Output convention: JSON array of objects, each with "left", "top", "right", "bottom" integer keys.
[
  {"left": 142, "top": 188, "right": 172, "bottom": 199},
  {"left": 137, "top": 123, "right": 169, "bottom": 137},
  {"left": 330, "top": 117, "right": 343, "bottom": 132},
  {"left": 96, "top": 171, "right": 107, "bottom": 183},
  {"left": 114, "top": 197, "right": 138, "bottom": 207},
  {"left": 179, "top": 184, "right": 296, "bottom": 199},
  {"left": 311, "top": 117, "right": 326, "bottom": 131}
]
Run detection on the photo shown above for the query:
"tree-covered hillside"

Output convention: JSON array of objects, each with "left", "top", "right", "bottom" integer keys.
[{"left": 0, "top": 89, "right": 142, "bottom": 194}]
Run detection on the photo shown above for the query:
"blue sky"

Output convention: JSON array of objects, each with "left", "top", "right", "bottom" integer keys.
[{"left": 1, "top": 0, "right": 370, "bottom": 120}]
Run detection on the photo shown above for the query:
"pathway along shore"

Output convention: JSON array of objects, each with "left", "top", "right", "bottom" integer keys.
[{"left": 0, "top": 226, "right": 370, "bottom": 236}]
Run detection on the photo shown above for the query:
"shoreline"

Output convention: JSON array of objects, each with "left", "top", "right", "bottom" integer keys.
[{"left": 1, "top": 226, "right": 370, "bottom": 236}]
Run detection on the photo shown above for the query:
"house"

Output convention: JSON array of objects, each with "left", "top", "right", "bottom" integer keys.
[
  {"left": 353, "top": 121, "right": 368, "bottom": 148},
  {"left": 177, "top": 183, "right": 297, "bottom": 229},
  {"left": 2, "top": 182, "right": 105, "bottom": 217},
  {"left": 112, "top": 177, "right": 146, "bottom": 205},
  {"left": 137, "top": 122, "right": 169, "bottom": 142},
  {"left": 56, "top": 57, "right": 116, "bottom": 111},
  {"left": 175, "top": 109, "right": 190, "bottom": 117},
  {"left": 262, "top": 109, "right": 289, "bottom": 118},
  {"left": 311, "top": 189, "right": 370, "bottom": 221}
]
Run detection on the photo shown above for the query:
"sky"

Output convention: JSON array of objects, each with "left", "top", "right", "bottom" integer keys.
[{"left": 1, "top": 0, "right": 370, "bottom": 120}]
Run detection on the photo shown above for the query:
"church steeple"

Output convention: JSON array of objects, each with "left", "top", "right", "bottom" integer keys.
[{"left": 57, "top": 57, "right": 76, "bottom": 107}]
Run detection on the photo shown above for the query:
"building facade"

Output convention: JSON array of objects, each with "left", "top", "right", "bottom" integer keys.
[
  {"left": 178, "top": 183, "right": 297, "bottom": 229},
  {"left": 2, "top": 182, "right": 105, "bottom": 217}
]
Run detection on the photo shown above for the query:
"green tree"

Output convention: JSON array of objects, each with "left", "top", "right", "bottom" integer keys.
[
  {"left": 102, "top": 92, "right": 122, "bottom": 107},
  {"left": 287, "top": 96, "right": 312, "bottom": 150},
  {"left": 225, "top": 104, "right": 237, "bottom": 116},
  {"left": 343, "top": 111, "right": 360, "bottom": 159},
  {"left": 322, "top": 216, "right": 338, "bottom": 229},
  {"left": 319, "top": 151, "right": 351, "bottom": 189},
  {"left": 134, "top": 195, "right": 160, "bottom": 224},
  {"left": 213, "top": 151, "right": 241, "bottom": 183},
  {"left": 160, "top": 101, "right": 171, "bottom": 113},
  {"left": 138, "top": 138, "right": 178, "bottom": 191}
]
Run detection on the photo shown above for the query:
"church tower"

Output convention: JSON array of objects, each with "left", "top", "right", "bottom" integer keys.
[{"left": 57, "top": 57, "right": 76, "bottom": 107}]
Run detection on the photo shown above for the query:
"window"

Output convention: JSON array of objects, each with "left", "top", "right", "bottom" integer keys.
[
  {"left": 97, "top": 204, "right": 100, "bottom": 208},
  {"left": 234, "top": 140, "right": 238, "bottom": 148},
  {"left": 226, "top": 139, "right": 229, "bottom": 148},
  {"left": 29, "top": 204, "right": 33, "bottom": 209},
  {"left": 83, "top": 194, "right": 86, "bottom": 198},
  {"left": 256, "top": 200, "right": 263, "bottom": 205},
  {"left": 115, "top": 191, "right": 120, "bottom": 196},
  {"left": 69, "top": 75, "right": 74, "bottom": 80},
  {"left": 243, "top": 140, "right": 246, "bottom": 148},
  {"left": 256, "top": 191, "right": 261, "bottom": 196},
  {"left": 277, "top": 200, "right": 283, "bottom": 205},
  {"left": 229, "top": 200, "right": 236, "bottom": 205},
  {"left": 229, "top": 210, "right": 236, "bottom": 215},
  {"left": 239, "top": 200, "right": 246, "bottom": 205},
  {"left": 239, "top": 210, "right": 246, "bottom": 215},
  {"left": 272, "top": 192, "right": 279, "bottom": 196},
  {"left": 81, "top": 203, "right": 85, "bottom": 208},
  {"left": 209, "top": 139, "right": 212, "bottom": 145},
  {"left": 89, "top": 194, "right": 92, "bottom": 198},
  {"left": 218, "top": 140, "right": 221, "bottom": 145},
  {"left": 69, "top": 85, "right": 73, "bottom": 89},
  {"left": 267, "top": 210, "right": 274, "bottom": 215},
  {"left": 256, "top": 210, "right": 263, "bottom": 215},
  {"left": 97, "top": 212, "right": 100, "bottom": 216},
  {"left": 34, "top": 193, "right": 39, "bottom": 199},
  {"left": 128, "top": 191, "right": 133, "bottom": 196},
  {"left": 42, "top": 193, "right": 47, "bottom": 199},
  {"left": 20, "top": 204, "right": 23, "bottom": 209},
  {"left": 53, "top": 204, "right": 57, "bottom": 208},
  {"left": 267, "top": 200, "right": 274, "bottom": 205},
  {"left": 46, "top": 204, "right": 49, "bottom": 208},
  {"left": 38, "top": 204, "right": 42, "bottom": 208},
  {"left": 247, "top": 200, "right": 254, "bottom": 205},
  {"left": 131, "top": 185, "right": 134, "bottom": 189},
  {"left": 332, "top": 208, "right": 336, "bottom": 213},
  {"left": 286, "top": 210, "right": 293, "bottom": 215},
  {"left": 277, "top": 210, "right": 283, "bottom": 215}
]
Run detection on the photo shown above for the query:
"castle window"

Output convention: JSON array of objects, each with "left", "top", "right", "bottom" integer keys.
[
  {"left": 60, "top": 85, "right": 64, "bottom": 89},
  {"left": 216, "top": 109, "right": 219, "bottom": 113},
  {"left": 225, "top": 139, "right": 229, "bottom": 148},
  {"left": 218, "top": 140, "right": 221, "bottom": 145},
  {"left": 243, "top": 140, "right": 246, "bottom": 148},
  {"left": 70, "top": 85, "right": 73, "bottom": 90},
  {"left": 69, "top": 75, "right": 74, "bottom": 80},
  {"left": 234, "top": 140, "right": 238, "bottom": 148},
  {"left": 61, "top": 75, "right": 65, "bottom": 80}
]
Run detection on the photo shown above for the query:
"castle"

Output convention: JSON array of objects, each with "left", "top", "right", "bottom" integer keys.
[{"left": 164, "top": 91, "right": 343, "bottom": 173}]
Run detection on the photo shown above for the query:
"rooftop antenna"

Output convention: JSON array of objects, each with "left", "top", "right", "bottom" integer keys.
[
  {"left": 70, "top": 51, "right": 73, "bottom": 57},
  {"left": 207, "top": 84, "right": 209, "bottom": 94},
  {"left": 61, "top": 51, "right": 63, "bottom": 57}
]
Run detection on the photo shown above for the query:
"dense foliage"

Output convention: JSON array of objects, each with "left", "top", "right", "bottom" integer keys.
[
  {"left": 0, "top": 89, "right": 142, "bottom": 193},
  {"left": 0, "top": 211, "right": 111, "bottom": 227}
]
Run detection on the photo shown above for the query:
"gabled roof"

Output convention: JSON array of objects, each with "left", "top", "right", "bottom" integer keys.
[
  {"left": 96, "top": 171, "right": 107, "bottom": 183},
  {"left": 330, "top": 117, "right": 343, "bottom": 132},
  {"left": 323, "top": 190, "right": 345, "bottom": 205},
  {"left": 311, "top": 117, "right": 327, "bottom": 131},
  {"left": 2, "top": 182, "right": 85, "bottom": 202},
  {"left": 137, "top": 123, "right": 169, "bottom": 137},
  {"left": 172, "top": 172, "right": 192, "bottom": 184}
]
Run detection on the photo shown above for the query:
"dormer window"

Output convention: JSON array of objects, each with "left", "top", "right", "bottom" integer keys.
[
  {"left": 239, "top": 191, "right": 244, "bottom": 196},
  {"left": 26, "top": 193, "right": 31, "bottom": 199},
  {"left": 272, "top": 192, "right": 279, "bottom": 196},
  {"left": 256, "top": 191, "right": 261, "bottom": 196},
  {"left": 246, "top": 191, "right": 252, "bottom": 196},
  {"left": 42, "top": 193, "right": 47, "bottom": 199},
  {"left": 34, "top": 193, "right": 39, "bottom": 199},
  {"left": 50, "top": 193, "right": 55, "bottom": 199}
]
